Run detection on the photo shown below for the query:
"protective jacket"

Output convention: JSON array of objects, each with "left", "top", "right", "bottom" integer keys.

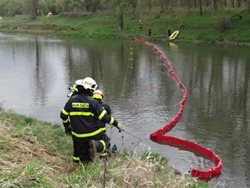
[
  {"left": 60, "top": 93, "right": 118, "bottom": 141},
  {"left": 94, "top": 98, "right": 111, "bottom": 129}
]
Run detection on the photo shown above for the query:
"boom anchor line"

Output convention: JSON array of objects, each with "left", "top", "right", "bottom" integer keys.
[{"left": 131, "top": 37, "right": 222, "bottom": 180}]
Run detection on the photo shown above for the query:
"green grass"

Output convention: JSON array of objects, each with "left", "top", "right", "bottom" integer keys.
[
  {"left": 1, "top": 9, "right": 250, "bottom": 43},
  {"left": 0, "top": 108, "right": 207, "bottom": 187}
]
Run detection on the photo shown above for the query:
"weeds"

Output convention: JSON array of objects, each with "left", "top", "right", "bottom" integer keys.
[{"left": 0, "top": 108, "right": 207, "bottom": 188}]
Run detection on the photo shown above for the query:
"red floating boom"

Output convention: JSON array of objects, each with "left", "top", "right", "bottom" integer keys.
[{"left": 132, "top": 38, "right": 222, "bottom": 180}]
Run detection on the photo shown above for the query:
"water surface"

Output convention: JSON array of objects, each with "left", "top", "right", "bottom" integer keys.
[{"left": 0, "top": 33, "right": 250, "bottom": 188}]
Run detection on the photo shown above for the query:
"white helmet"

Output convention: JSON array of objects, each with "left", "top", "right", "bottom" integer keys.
[
  {"left": 67, "top": 79, "right": 85, "bottom": 97},
  {"left": 72, "top": 79, "right": 83, "bottom": 92},
  {"left": 77, "top": 77, "right": 98, "bottom": 93}
]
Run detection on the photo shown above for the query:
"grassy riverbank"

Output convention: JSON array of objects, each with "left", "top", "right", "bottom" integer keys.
[
  {"left": 0, "top": 9, "right": 250, "bottom": 44},
  {"left": 0, "top": 108, "right": 207, "bottom": 187}
]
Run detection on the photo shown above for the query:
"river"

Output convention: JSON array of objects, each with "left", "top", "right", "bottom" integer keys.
[{"left": 0, "top": 33, "right": 250, "bottom": 188}]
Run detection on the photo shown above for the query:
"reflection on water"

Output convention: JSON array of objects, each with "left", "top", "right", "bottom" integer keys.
[
  {"left": 0, "top": 33, "right": 250, "bottom": 188},
  {"left": 166, "top": 42, "right": 250, "bottom": 187}
]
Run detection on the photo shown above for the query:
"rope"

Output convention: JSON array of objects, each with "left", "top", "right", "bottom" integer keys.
[
  {"left": 131, "top": 37, "right": 222, "bottom": 180},
  {"left": 119, "top": 40, "right": 134, "bottom": 104},
  {"left": 122, "top": 129, "right": 142, "bottom": 141}
]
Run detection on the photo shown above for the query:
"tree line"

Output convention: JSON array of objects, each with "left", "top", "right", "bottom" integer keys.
[{"left": 0, "top": 0, "right": 250, "bottom": 18}]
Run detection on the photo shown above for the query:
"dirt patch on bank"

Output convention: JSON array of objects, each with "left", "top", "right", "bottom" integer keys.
[
  {"left": 1, "top": 24, "right": 77, "bottom": 32},
  {"left": 0, "top": 115, "right": 73, "bottom": 187},
  {"left": 0, "top": 120, "right": 66, "bottom": 172}
]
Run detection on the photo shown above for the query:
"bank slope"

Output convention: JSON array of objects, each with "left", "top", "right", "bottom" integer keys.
[{"left": 0, "top": 108, "right": 206, "bottom": 187}]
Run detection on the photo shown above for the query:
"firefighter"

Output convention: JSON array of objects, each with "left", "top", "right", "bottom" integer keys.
[
  {"left": 147, "top": 25, "right": 152, "bottom": 36},
  {"left": 92, "top": 90, "right": 112, "bottom": 125},
  {"left": 92, "top": 89, "right": 112, "bottom": 157},
  {"left": 139, "top": 20, "right": 143, "bottom": 31},
  {"left": 60, "top": 77, "right": 122, "bottom": 164},
  {"left": 167, "top": 25, "right": 172, "bottom": 37}
]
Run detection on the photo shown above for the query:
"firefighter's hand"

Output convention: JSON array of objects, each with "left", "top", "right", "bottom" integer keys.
[
  {"left": 64, "top": 126, "right": 72, "bottom": 136},
  {"left": 116, "top": 123, "right": 123, "bottom": 133}
]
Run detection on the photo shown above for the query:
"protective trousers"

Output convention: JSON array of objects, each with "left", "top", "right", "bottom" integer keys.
[{"left": 72, "top": 133, "right": 110, "bottom": 163}]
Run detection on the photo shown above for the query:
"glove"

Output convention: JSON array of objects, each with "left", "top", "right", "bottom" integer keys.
[
  {"left": 64, "top": 126, "right": 72, "bottom": 136},
  {"left": 116, "top": 123, "right": 123, "bottom": 133}
]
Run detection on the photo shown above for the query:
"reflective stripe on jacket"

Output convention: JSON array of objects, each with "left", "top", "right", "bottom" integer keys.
[{"left": 93, "top": 98, "right": 112, "bottom": 129}]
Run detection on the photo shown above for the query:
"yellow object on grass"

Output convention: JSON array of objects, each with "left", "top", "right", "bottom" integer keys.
[{"left": 169, "top": 30, "right": 179, "bottom": 40}]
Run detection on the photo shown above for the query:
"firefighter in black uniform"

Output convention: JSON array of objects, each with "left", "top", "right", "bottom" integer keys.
[
  {"left": 92, "top": 89, "right": 112, "bottom": 157},
  {"left": 60, "top": 77, "right": 122, "bottom": 164}
]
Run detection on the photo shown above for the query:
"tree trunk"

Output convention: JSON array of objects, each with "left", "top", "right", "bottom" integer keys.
[
  {"left": 118, "top": 13, "right": 124, "bottom": 31},
  {"left": 194, "top": 0, "right": 197, "bottom": 8},
  {"left": 237, "top": 0, "right": 242, "bottom": 7},
  {"left": 199, "top": 0, "right": 203, "bottom": 16},
  {"left": 159, "top": 0, "right": 164, "bottom": 12},
  {"left": 115, "top": 0, "right": 124, "bottom": 31},
  {"left": 224, "top": 0, "right": 227, "bottom": 7},
  {"left": 31, "top": 0, "right": 39, "bottom": 19},
  {"left": 187, "top": 0, "right": 192, "bottom": 10},
  {"left": 248, "top": 0, "right": 250, "bottom": 13},
  {"left": 213, "top": 0, "right": 218, "bottom": 10},
  {"left": 231, "top": 0, "right": 235, "bottom": 8},
  {"left": 148, "top": 0, "right": 152, "bottom": 10},
  {"left": 205, "top": 0, "right": 210, "bottom": 7}
]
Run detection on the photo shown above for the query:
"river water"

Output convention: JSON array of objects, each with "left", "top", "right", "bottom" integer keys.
[{"left": 0, "top": 33, "right": 250, "bottom": 188}]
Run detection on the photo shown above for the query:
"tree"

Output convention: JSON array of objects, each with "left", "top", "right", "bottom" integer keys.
[
  {"left": 237, "top": 0, "right": 242, "bottom": 7},
  {"left": 199, "top": 0, "right": 203, "bottom": 15},
  {"left": 213, "top": 0, "right": 218, "bottom": 10},
  {"left": 248, "top": 0, "right": 250, "bottom": 13},
  {"left": 193, "top": 0, "right": 197, "bottom": 8},
  {"left": 0, "top": 0, "right": 22, "bottom": 16},
  {"left": 53, "top": 0, "right": 72, "bottom": 13},
  {"left": 39, "top": 0, "right": 57, "bottom": 15},
  {"left": 146, "top": 0, "right": 153, "bottom": 11},
  {"left": 71, "top": 0, "right": 101, "bottom": 12},
  {"left": 186, "top": 0, "right": 193, "bottom": 10},
  {"left": 128, "top": 0, "right": 137, "bottom": 9},
  {"left": 84, "top": 0, "right": 101, "bottom": 12},
  {"left": 113, "top": 0, "right": 127, "bottom": 31},
  {"left": 31, "top": 0, "right": 39, "bottom": 18},
  {"left": 231, "top": 0, "right": 235, "bottom": 8},
  {"left": 23, "top": 0, "right": 39, "bottom": 18},
  {"left": 159, "top": 0, "right": 166, "bottom": 12}
]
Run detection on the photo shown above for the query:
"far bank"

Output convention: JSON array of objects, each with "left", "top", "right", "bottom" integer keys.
[{"left": 0, "top": 12, "right": 250, "bottom": 45}]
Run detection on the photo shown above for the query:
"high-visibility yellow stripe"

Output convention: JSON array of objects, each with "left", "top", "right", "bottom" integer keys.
[
  {"left": 69, "top": 111, "right": 94, "bottom": 116},
  {"left": 99, "top": 140, "right": 106, "bottom": 153},
  {"left": 99, "top": 152, "right": 108, "bottom": 157},
  {"left": 62, "top": 118, "right": 69, "bottom": 123},
  {"left": 109, "top": 116, "right": 114, "bottom": 125},
  {"left": 73, "top": 85, "right": 78, "bottom": 92},
  {"left": 71, "top": 128, "right": 106, "bottom": 138},
  {"left": 73, "top": 156, "right": 80, "bottom": 161},
  {"left": 98, "top": 110, "right": 107, "bottom": 120},
  {"left": 93, "top": 94, "right": 103, "bottom": 100},
  {"left": 62, "top": 108, "right": 69, "bottom": 115}
]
